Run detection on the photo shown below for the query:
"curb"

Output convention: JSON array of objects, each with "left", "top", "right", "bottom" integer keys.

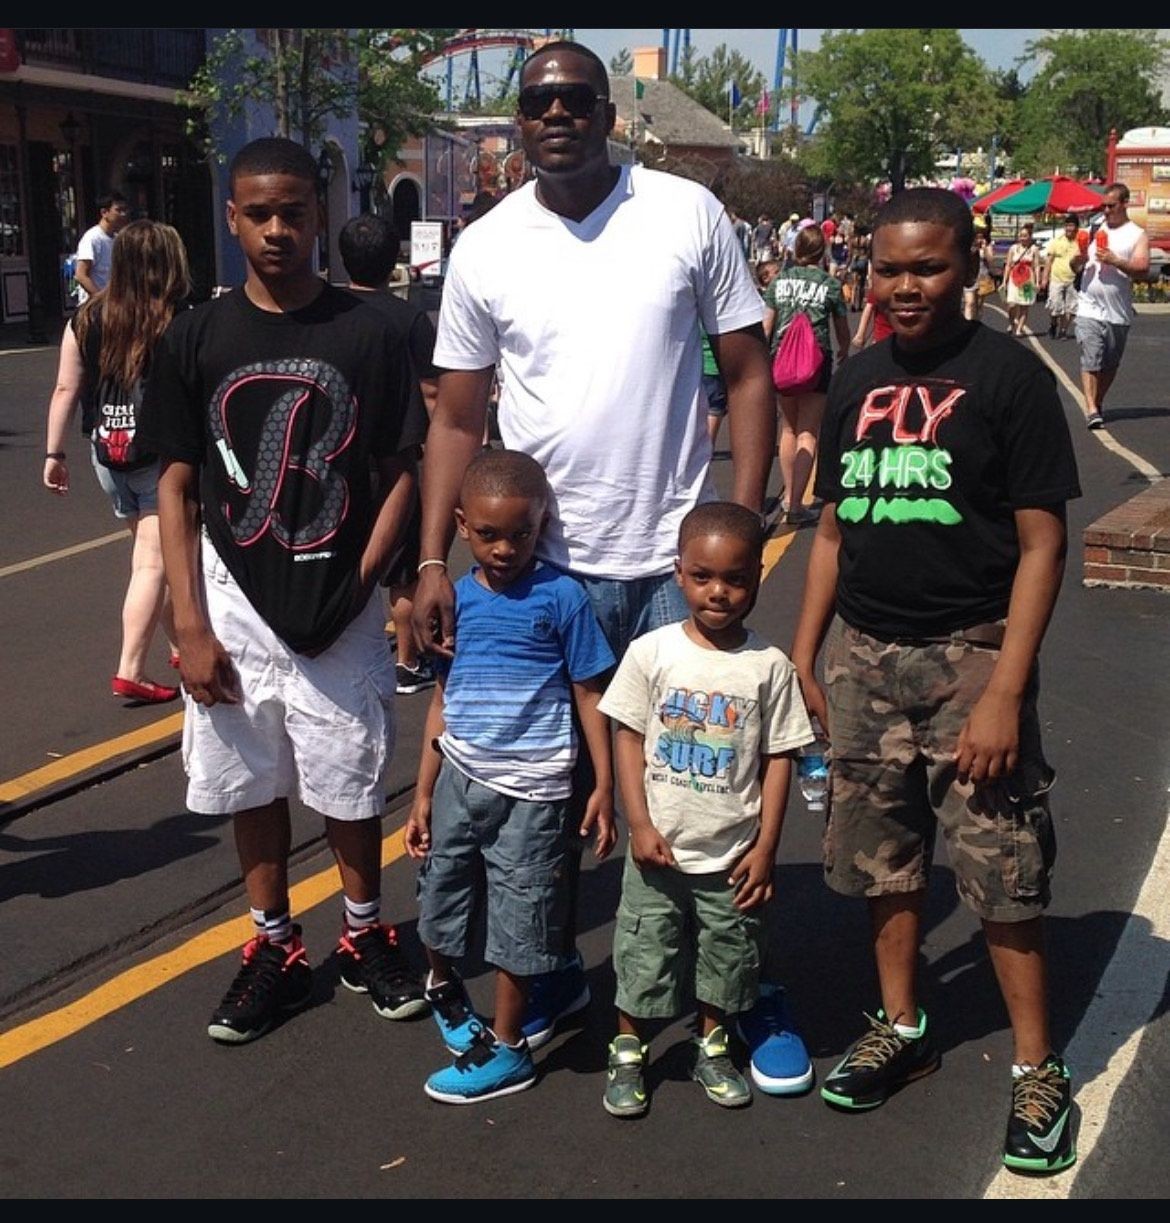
[{"left": 0, "top": 732, "right": 183, "bottom": 826}]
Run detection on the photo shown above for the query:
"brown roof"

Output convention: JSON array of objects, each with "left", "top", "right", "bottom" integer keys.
[{"left": 610, "top": 74, "right": 745, "bottom": 151}]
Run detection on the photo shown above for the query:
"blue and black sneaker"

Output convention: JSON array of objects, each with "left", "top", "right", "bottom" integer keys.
[
  {"left": 424, "top": 971, "right": 484, "bottom": 1054},
  {"left": 424, "top": 1023, "right": 537, "bottom": 1104},
  {"left": 821, "top": 1008, "right": 939, "bottom": 1110},
  {"left": 521, "top": 951, "right": 590, "bottom": 1050},
  {"left": 1003, "top": 1054, "right": 1076, "bottom": 1174}
]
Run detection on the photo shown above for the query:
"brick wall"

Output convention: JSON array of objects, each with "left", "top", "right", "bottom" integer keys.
[{"left": 1083, "top": 479, "right": 1170, "bottom": 592}]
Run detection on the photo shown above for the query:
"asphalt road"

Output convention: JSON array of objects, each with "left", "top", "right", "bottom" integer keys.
[{"left": 0, "top": 305, "right": 1167, "bottom": 1199}]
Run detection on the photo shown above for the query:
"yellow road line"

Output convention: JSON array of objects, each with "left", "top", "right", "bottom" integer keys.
[
  {"left": 0, "top": 531, "right": 126, "bottom": 580},
  {"left": 761, "top": 518, "right": 802, "bottom": 580},
  {"left": 0, "top": 713, "right": 184, "bottom": 806},
  {"left": 0, "top": 827, "right": 409, "bottom": 1069}
]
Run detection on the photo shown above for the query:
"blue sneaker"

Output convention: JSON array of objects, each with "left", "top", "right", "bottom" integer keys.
[
  {"left": 737, "top": 983, "right": 814, "bottom": 1096},
  {"left": 424, "top": 972, "right": 484, "bottom": 1054},
  {"left": 521, "top": 951, "right": 590, "bottom": 1050},
  {"left": 424, "top": 1023, "right": 537, "bottom": 1104}
]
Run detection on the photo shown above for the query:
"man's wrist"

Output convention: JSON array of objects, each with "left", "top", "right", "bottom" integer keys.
[
  {"left": 417, "top": 558, "right": 447, "bottom": 575},
  {"left": 45, "top": 451, "right": 66, "bottom": 461}
]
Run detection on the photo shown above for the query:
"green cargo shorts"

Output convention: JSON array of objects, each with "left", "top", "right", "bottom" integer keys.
[
  {"left": 823, "top": 618, "right": 1056, "bottom": 923},
  {"left": 613, "top": 851, "right": 764, "bottom": 1019}
]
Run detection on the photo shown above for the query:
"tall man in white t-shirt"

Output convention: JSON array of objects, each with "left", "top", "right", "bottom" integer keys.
[
  {"left": 412, "top": 39, "right": 775, "bottom": 1049},
  {"left": 1072, "top": 182, "right": 1149, "bottom": 429},
  {"left": 74, "top": 192, "right": 131, "bottom": 302}
]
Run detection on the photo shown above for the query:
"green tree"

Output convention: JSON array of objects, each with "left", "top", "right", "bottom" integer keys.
[
  {"left": 610, "top": 48, "right": 633, "bottom": 77},
  {"left": 672, "top": 44, "right": 767, "bottom": 130},
  {"left": 794, "top": 28, "right": 998, "bottom": 192},
  {"left": 186, "top": 28, "right": 453, "bottom": 161},
  {"left": 1012, "top": 29, "right": 1170, "bottom": 177}
]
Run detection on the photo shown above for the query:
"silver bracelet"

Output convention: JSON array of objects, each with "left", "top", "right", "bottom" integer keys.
[{"left": 417, "top": 558, "right": 448, "bottom": 574}]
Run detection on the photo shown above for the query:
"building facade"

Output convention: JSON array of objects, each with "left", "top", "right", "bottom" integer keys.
[{"left": 0, "top": 28, "right": 214, "bottom": 336}]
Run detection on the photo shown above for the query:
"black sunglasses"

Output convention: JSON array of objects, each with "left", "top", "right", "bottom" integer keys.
[{"left": 518, "top": 83, "right": 607, "bottom": 120}]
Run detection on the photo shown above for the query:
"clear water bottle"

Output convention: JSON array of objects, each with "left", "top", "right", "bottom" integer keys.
[{"left": 797, "top": 721, "right": 831, "bottom": 812}]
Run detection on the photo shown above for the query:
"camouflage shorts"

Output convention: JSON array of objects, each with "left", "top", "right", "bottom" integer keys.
[{"left": 822, "top": 619, "right": 1056, "bottom": 922}]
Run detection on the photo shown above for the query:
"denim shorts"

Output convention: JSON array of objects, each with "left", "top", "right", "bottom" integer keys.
[
  {"left": 564, "top": 569, "right": 689, "bottom": 844},
  {"left": 613, "top": 853, "right": 763, "bottom": 1018},
  {"left": 416, "top": 761, "right": 571, "bottom": 976},
  {"left": 574, "top": 568, "right": 689, "bottom": 663},
  {"left": 822, "top": 619, "right": 1056, "bottom": 923},
  {"left": 90, "top": 447, "right": 160, "bottom": 519},
  {"left": 701, "top": 371, "right": 728, "bottom": 417}
]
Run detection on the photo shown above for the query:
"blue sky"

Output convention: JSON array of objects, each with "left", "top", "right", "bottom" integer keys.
[
  {"left": 424, "top": 29, "right": 1044, "bottom": 119},
  {"left": 573, "top": 29, "right": 1040, "bottom": 88}
]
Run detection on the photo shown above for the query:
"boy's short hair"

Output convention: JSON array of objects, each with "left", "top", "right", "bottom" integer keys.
[
  {"left": 678, "top": 501, "right": 765, "bottom": 559},
  {"left": 96, "top": 191, "right": 128, "bottom": 214},
  {"left": 339, "top": 213, "right": 399, "bottom": 287},
  {"left": 229, "top": 137, "right": 319, "bottom": 193},
  {"left": 461, "top": 448, "right": 549, "bottom": 504},
  {"left": 873, "top": 186, "right": 975, "bottom": 255},
  {"left": 1063, "top": 213, "right": 1079, "bottom": 227},
  {"left": 794, "top": 225, "right": 826, "bottom": 264}
]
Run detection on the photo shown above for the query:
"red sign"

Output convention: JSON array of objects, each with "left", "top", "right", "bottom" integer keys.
[{"left": 0, "top": 30, "right": 20, "bottom": 73}]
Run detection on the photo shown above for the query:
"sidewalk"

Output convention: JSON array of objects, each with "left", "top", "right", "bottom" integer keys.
[{"left": 0, "top": 320, "right": 58, "bottom": 351}]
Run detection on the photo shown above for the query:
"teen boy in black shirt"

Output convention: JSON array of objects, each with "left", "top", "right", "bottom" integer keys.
[
  {"left": 791, "top": 187, "right": 1081, "bottom": 1174},
  {"left": 139, "top": 138, "right": 429, "bottom": 1044}
]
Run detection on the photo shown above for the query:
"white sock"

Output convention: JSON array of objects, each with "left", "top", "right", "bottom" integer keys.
[
  {"left": 893, "top": 1011, "right": 924, "bottom": 1040},
  {"left": 261, "top": 907, "right": 294, "bottom": 946},
  {"left": 344, "top": 894, "right": 380, "bottom": 935}
]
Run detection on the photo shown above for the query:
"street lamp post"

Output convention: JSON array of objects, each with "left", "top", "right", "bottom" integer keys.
[
  {"left": 316, "top": 146, "right": 335, "bottom": 279},
  {"left": 352, "top": 160, "right": 377, "bottom": 215}
]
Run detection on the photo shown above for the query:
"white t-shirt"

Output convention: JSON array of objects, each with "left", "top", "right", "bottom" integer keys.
[
  {"left": 75, "top": 224, "right": 115, "bottom": 302},
  {"left": 1077, "top": 219, "right": 1145, "bottom": 325},
  {"left": 433, "top": 165, "right": 764, "bottom": 579},
  {"left": 599, "top": 623, "right": 815, "bottom": 874}
]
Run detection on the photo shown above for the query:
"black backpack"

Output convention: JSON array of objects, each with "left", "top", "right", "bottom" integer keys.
[{"left": 91, "top": 372, "right": 154, "bottom": 471}]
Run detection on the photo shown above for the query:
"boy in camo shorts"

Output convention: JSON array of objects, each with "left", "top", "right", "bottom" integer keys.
[{"left": 791, "top": 188, "right": 1081, "bottom": 1175}]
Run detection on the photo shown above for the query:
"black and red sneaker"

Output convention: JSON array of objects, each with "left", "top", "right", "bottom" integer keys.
[
  {"left": 207, "top": 929, "right": 313, "bottom": 1045},
  {"left": 337, "top": 924, "right": 429, "bottom": 1020}
]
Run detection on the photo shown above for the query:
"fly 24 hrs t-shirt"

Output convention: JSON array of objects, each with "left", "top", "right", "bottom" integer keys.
[
  {"left": 139, "top": 285, "right": 427, "bottom": 654},
  {"left": 814, "top": 322, "right": 1081, "bottom": 641}
]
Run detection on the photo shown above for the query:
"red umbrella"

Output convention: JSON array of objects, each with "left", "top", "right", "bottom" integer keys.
[
  {"left": 989, "top": 175, "right": 1105, "bottom": 216},
  {"left": 971, "top": 178, "right": 1032, "bottom": 214}
]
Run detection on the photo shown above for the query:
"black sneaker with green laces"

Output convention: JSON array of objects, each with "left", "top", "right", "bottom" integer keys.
[
  {"left": 1003, "top": 1054, "right": 1076, "bottom": 1173},
  {"left": 821, "top": 1009, "right": 940, "bottom": 1110}
]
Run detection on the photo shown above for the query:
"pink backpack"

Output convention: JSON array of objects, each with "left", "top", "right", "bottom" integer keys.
[{"left": 771, "top": 311, "right": 824, "bottom": 395}]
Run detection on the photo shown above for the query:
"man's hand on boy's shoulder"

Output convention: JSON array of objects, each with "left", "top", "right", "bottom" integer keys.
[
  {"left": 580, "top": 786, "right": 617, "bottom": 860},
  {"left": 728, "top": 844, "right": 775, "bottom": 911}
]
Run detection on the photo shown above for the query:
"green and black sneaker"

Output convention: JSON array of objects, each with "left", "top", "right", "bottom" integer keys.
[
  {"left": 1003, "top": 1054, "right": 1076, "bottom": 1174},
  {"left": 603, "top": 1034, "right": 649, "bottom": 1118},
  {"left": 821, "top": 1009, "right": 940, "bottom": 1110},
  {"left": 692, "top": 1025, "right": 752, "bottom": 1108}
]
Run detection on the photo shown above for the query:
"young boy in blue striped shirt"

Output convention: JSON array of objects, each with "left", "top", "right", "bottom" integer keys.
[{"left": 404, "top": 448, "right": 616, "bottom": 1103}]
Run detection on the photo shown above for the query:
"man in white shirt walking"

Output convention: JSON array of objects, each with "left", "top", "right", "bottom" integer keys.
[
  {"left": 1073, "top": 182, "right": 1149, "bottom": 429},
  {"left": 74, "top": 192, "right": 131, "bottom": 302}
]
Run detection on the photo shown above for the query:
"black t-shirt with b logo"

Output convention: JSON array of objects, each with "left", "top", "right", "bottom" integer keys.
[{"left": 139, "top": 286, "right": 428, "bottom": 654}]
